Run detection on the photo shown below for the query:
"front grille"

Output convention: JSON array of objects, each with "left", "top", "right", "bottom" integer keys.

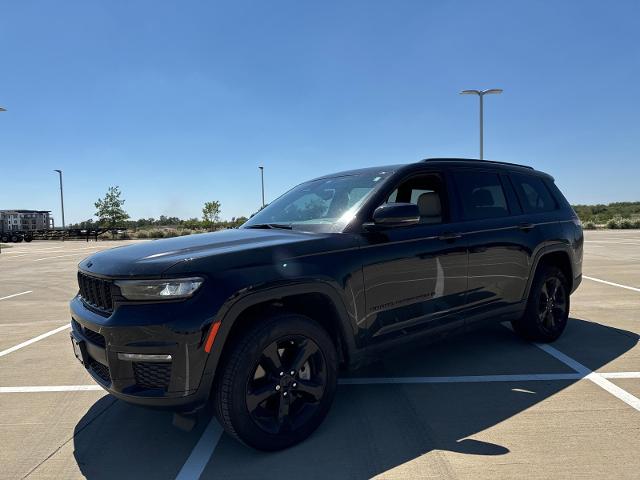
[
  {"left": 133, "top": 362, "right": 172, "bottom": 390},
  {"left": 72, "top": 320, "right": 106, "bottom": 347},
  {"left": 88, "top": 357, "right": 111, "bottom": 384},
  {"left": 78, "top": 272, "right": 114, "bottom": 314}
]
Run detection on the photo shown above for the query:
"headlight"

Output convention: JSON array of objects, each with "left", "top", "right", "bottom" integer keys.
[{"left": 115, "top": 277, "right": 204, "bottom": 301}]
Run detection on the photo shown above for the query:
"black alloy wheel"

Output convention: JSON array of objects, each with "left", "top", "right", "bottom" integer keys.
[
  {"left": 512, "top": 264, "right": 570, "bottom": 342},
  {"left": 536, "top": 276, "right": 568, "bottom": 336},
  {"left": 246, "top": 336, "right": 327, "bottom": 435},
  {"left": 214, "top": 313, "right": 337, "bottom": 451}
]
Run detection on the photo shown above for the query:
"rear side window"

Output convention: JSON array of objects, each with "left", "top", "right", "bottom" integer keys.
[
  {"left": 454, "top": 171, "right": 509, "bottom": 220},
  {"left": 510, "top": 173, "right": 557, "bottom": 213}
]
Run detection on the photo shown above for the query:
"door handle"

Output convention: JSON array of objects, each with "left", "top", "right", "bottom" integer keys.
[
  {"left": 438, "top": 232, "right": 462, "bottom": 241},
  {"left": 518, "top": 223, "right": 535, "bottom": 231}
]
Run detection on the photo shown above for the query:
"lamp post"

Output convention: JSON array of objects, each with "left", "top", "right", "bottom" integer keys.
[
  {"left": 459, "top": 88, "right": 503, "bottom": 159},
  {"left": 53, "top": 170, "right": 65, "bottom": 238},
  {"left": 0, "top": 107, "right": 4, "bottom": 252},
  {"left": 258, "top": 166, "right": 265, "bottom": 208}
]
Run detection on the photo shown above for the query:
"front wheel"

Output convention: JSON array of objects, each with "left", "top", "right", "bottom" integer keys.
[
  {"left": 213, "top": 313, "right": 338, "bottom": 451},
  {"left": 512, "top": 265, "right": 569, "bottom": 342}
]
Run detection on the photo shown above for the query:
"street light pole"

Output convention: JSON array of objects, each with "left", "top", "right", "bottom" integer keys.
[
  {"left": 53, "top": 170, "right": 65, "bottom": 238},
  {"left": 0, "top": 107, "right": 5, "bottom": 252},
  {"left": 460, "top": 88, "right": 503, "bottom": 159},
  {"left": 258, "top": 166, "right": 265, "bottom": 208}
]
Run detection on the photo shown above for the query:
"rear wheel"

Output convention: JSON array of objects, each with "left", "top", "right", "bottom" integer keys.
[
  {"left": 213, "top": 313, "right": 338, "bottom": 451},
  {"left": 512, "top": 264, "right": 569, "bottom": 342}
]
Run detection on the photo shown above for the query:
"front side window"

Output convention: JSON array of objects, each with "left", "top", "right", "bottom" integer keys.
[
  {"left": 243, "top": 170, "right": 393, "bottom": 232},
  {"left": 510, "top": 173, "right": 557, "bottom": 213},
  {"left": 384, "top": 173, "right": 446, "bottom": 224},
  {"left": 455, "top": 170, "right": 509, "bottom": 220}
]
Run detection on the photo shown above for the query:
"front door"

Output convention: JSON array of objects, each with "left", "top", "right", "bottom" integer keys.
[{"left": 360, "top": 171, "right": 468, "bottom": 343}]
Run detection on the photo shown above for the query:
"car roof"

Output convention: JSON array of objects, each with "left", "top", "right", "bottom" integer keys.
[
  {"left": 309, "top": 158, "right": 553, "bottom": 182},
  {"left": 420, "top": 158, "right": 552, "bottom": 178}
]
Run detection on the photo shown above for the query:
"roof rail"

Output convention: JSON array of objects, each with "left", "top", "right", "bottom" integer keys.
[{"left": 422, "top": 158, "right": 534, "bottom": 170}]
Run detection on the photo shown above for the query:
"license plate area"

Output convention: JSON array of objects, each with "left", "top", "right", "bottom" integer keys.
[{"left": 70, "top": 333, "right": 88, "bottom": 367}]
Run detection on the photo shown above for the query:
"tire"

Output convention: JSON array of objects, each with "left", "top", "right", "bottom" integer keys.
[
  {"left": 512, "top": 264, "right": 569, "bottom": 342},
  {"left": 10, "top": 234, "right": 22, "bottom": 243},
  {"left": 0, "top": 234, "right": 8, "bottom": 243},
  {"left": 213, "top": 313, "right": 338, "bottom": 451},
  {"left": 24, "top": 235, "right": 33, "bottom": 242}
]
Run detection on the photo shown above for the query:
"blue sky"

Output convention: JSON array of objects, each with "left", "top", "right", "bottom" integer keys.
[{"left": 1, "top": 1, "right": 639, "bottom": 225}]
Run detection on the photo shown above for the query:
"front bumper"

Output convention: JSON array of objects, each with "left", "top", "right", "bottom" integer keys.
[{"left": 70, "top": 295, "right": 216, "bottom": 413}]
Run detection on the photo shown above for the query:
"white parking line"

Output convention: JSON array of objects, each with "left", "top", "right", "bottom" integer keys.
[
  {"left": 339, "top": 373, "right": 582, "bottom": 384},
  {"left": 600, "top": 372, "right": 640, "bottom": 379},
  {"left": 175, "top": 418, "right": 224, "bottom": 480},
  {"left": 583, "top": 275, "right": 640, "bottom": 293},
  {"left": 33, "top": 252, "right": 96, "bottom": 262},
  {"left": 0, "top": 324, "right": 70, "bottom": 358},
  {"left": 534, "top": 342, "right": 640, "bottom": 412},
  {"left": 0, "top": 385, "right": 103, "bottom": 393},
  {"left": 0, "top": 291, "right": 32, "bottom": 301},
  {"left": 585, "top": 241, "right": 640, "bottom": 246},
  {"left": 500, "top": 323, "right": 640, "bottom": 412}
]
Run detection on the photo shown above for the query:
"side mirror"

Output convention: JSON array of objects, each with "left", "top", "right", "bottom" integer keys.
[{"left": 370, "top": 203, "right": 420, "bottom": 228}]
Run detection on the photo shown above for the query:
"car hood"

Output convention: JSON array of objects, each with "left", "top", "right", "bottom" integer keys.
[{"left": 78, "top": 228, "right": 332, "bottom": 277}]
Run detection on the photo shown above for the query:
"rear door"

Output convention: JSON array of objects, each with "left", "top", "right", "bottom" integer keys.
[
  {"left": 451, "top": 168, "right": 539, "bottom": 317},
  {"left": 360, "top": 169, "right": 469, "bottom": 343}
]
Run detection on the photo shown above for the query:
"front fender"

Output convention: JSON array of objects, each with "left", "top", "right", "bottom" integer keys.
[{"left": 196, "top": 280, "right": 361, "bottom": 399}]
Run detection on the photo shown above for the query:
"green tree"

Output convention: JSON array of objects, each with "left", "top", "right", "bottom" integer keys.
[
  {"left": 202, "top": 201, "right": 221, "bottom": 225},
  {"left": 95, "top": 186, "right": 130, "bottom": 228}
]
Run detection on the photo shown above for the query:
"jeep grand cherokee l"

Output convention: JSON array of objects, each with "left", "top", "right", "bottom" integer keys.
[{"left": 70, "top": 158, "right": 583, "bottom": 450}]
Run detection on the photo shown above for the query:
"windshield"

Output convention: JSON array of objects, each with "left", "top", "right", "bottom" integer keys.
[{"left": 242, "top": 170, "right": 393, "bottom": 232}]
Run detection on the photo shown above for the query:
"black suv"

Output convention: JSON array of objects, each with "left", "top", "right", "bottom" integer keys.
[{"left": 70, "top": 158, "right": 583, "bottom": 450}]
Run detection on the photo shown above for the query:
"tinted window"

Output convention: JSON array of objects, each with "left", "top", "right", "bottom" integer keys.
[
  {"left": 455, "top": 171, "right": 509, "bottom": 220},
  {"left": 511, "top": 173, "right": 557, "bottom": 213}
]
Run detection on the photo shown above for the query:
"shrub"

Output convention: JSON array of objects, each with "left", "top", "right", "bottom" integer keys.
[
  {"left": 619, "top": 218, "right": 634, "bottom": 229},
  {"left": 606, "top": 217, "right": 621, "bottom": 229},
  {"left": 164, "top": 229, "right": 179, "bottom": 238},
  {"left": 147, "top": 229, "right": 165, "bottom": 238},
  {"left": 180, "top": 229, "right": 193, "bottom": 236},
  {"left": 136, "top": 230, "right": 149, "bottom": 239},
  {"left": 583, "top": 220, "right": 597, "bottom": 230},
  {"left": 607, "top": 217, "right": 640, "bottom": 229}
]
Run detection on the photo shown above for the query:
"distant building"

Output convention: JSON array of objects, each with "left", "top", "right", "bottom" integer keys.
[{"left": 0, "top": 210, "right": 54, "bottom": 232}]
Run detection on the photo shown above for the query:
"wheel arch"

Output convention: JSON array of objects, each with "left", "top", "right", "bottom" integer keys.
[
  {"left": 524, "top": 245, "right": 574, "bottom": 299},
  {"left": 202, "top": 281, "right": 360, "bottom": 395}
]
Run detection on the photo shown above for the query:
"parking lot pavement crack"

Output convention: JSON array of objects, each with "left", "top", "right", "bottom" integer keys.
[{"left": 20, "top": 397, "right": 118, "bottom": 479}]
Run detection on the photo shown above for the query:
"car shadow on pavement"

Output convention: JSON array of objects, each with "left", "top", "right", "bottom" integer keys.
[{"left": 73, "top": 318, "right": 638, "bottom": 480}]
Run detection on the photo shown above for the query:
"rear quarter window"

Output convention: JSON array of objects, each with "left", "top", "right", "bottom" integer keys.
[{"left": 510, "top": 173, "right": 557, "bottom": 213}]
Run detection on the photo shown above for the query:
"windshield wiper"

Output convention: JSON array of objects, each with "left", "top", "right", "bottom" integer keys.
[{"left": 245, "top": 223, "right": 293, "bottom": 230}]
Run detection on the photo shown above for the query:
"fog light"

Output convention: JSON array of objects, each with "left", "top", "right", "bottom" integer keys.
[{"left": 117, "top": 353, "right": 172, "bottom": 362}]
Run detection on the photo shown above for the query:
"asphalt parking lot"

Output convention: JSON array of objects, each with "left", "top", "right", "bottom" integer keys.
[{"left": 1, "top": 231, "right": 639, "bottom": 479}]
